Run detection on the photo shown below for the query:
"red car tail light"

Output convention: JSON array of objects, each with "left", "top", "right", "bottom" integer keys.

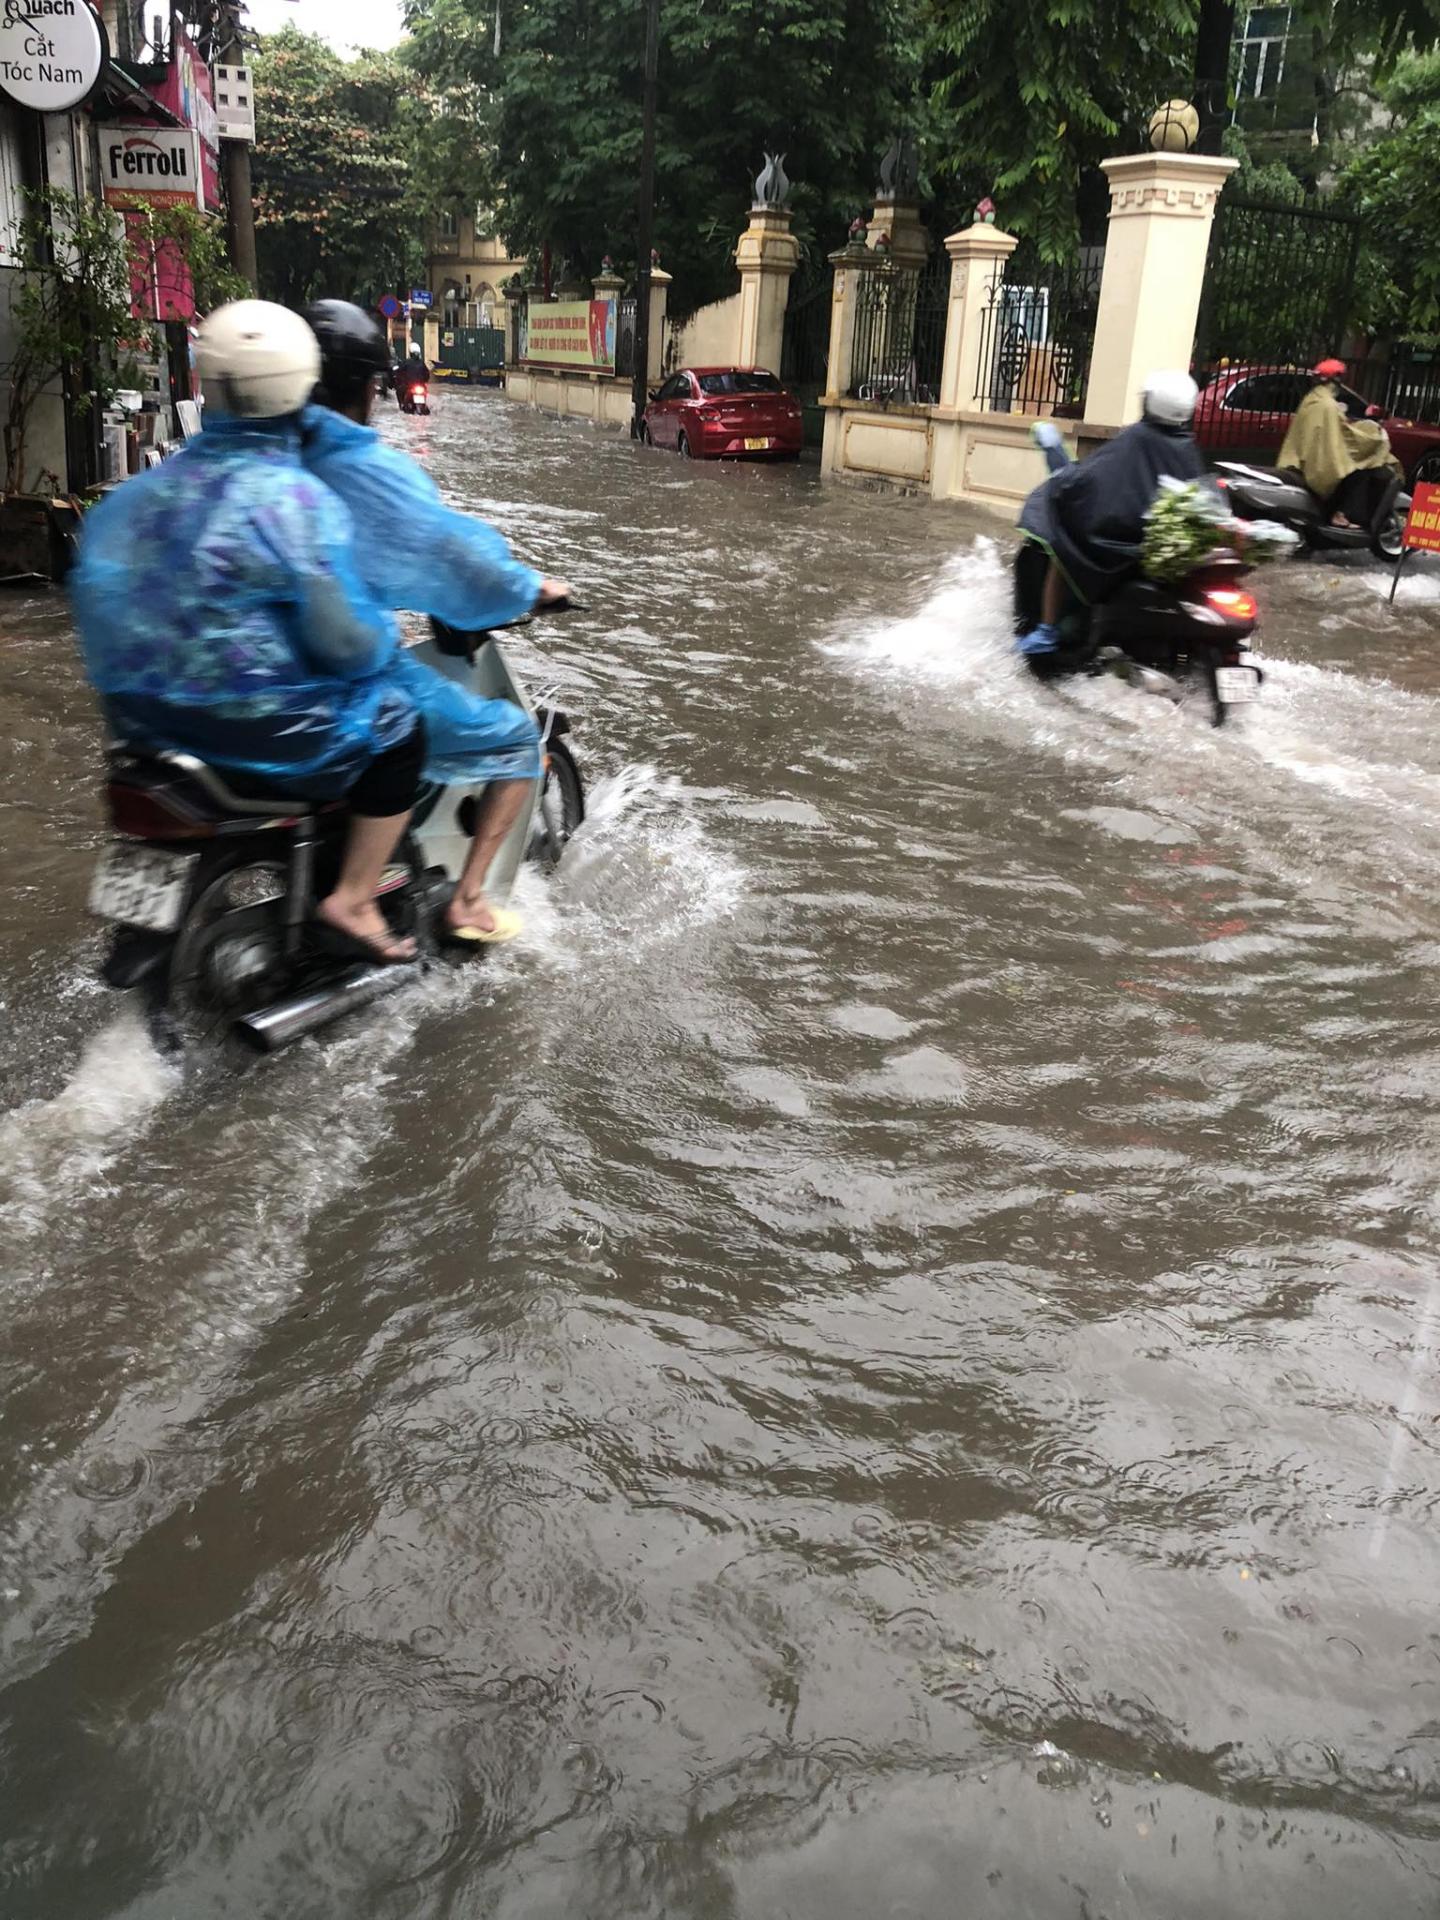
[{"left": 1205, "top": 586, "right": 1257, "bottom": 621}]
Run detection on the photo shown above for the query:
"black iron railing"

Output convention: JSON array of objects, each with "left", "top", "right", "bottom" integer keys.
[
  {"left": 614, "top": 296, "right": 638, "bottom": 380},
  {"left": 508, "top": 292, "right": 527, "bottom": 365},
  {"left": 848, "top": 254, "right": 947, "bottom": 406},
  {"left": 974, "top": 244, "right": 1103, "bottom": 415},
  {"left": 1385, "top": 345, "right": 1440, "bottom": 423}
]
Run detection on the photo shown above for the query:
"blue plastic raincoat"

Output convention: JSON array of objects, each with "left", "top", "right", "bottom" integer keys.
[
  {"left": 70, "top": 415, "right": 415, "bottom": 798},
  {"left": 299, "top": 405, "right": 542, "bottom": 785}
]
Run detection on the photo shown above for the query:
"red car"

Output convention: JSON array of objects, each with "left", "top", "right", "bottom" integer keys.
[
  {"left": 1193, "top": 365, "right": 1440, "bottom": 486},
  {"left": 642, "top": 367, "right": 803, "bottom": 460}
]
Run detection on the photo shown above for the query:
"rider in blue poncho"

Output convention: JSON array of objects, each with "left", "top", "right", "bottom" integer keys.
[
  {"left": 71, "top": 301, "right": 424, "bottom": 967},
  {"left": 300, "top": 300, "right": 573, "bottom": 942}
]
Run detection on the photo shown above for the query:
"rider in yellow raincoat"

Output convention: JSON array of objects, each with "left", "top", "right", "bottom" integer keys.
[{"left": 1278, "top": 359, "right": 1401, "bottom": 530}]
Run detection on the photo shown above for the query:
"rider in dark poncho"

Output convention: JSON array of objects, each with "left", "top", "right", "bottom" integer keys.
[{"left": 1017, "top": 371, "right": 1205, "bottom": 660}]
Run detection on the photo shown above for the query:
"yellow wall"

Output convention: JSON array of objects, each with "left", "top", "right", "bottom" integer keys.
[{"left": 425, "top": 213, "right": 526, "bottom": 325}]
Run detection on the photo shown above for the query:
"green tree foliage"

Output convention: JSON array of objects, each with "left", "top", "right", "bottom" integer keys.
[
  {"left": 251, "top": 26, "right": 422, "bottom": 306},
  {"left": 917, "top": 0, "right": 1196, "bottom": 253},
  {"left": 140, "top": 203, "right": 250, "bottom": 316},
  {"left": 402, "top": 0, "right": 920, "bottom": 308},
  {"left": 1341, "top": 49, "right": 1440, "bottom": 340},
  {"left": 0, "top": 188, "right": 139, "bottom": 494}
]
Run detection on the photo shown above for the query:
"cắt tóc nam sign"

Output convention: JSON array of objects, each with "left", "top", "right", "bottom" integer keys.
[
  {"left": 0, "top": 0, "right": 107, "bottom": 113},
  {"left": 523, "top": 299, "right": 616, "bottom": 372}
]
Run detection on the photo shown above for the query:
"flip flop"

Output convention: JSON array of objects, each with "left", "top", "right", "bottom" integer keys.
[
  {"left": 308, "top": 917, "right": 417, "bottom": 968},
  {"left": 443, "top": 907, "right": 524, "bottom": 946}
]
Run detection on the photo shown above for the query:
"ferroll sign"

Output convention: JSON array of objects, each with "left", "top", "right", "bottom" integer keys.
[
  {"left": 0, "top": 0, "right": 106, "bottom": 112},
  {"left": 98, "top": 126, "right": 203, "bottom": 210}
]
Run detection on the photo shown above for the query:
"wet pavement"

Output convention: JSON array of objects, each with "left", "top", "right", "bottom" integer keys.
[{"left": 2, "top": 390, "right": 1440, "bottom": 1918}]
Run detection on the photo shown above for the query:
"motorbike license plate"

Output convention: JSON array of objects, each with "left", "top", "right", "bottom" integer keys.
[
  {"left": 1214, "top": 666, "right": 1261, "bottom": 704},
  {"left": 88, "top": 841, "right": 198, "bottom": 933},
  {"left": 744, "top": 436, "right": 770, "bottom": 451}
]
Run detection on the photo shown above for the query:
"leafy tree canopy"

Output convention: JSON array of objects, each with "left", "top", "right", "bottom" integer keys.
[
  {"left": 401, "top": 0, "right": 921, "bottom": 308},
  {"left": 916, "top": 0, "right": 1196, "bottom": 253},
  {"left": 251, "top": 27, "right": 423, "bottom": 306},
  {"left": 1340, "top": 48, "right": 1440, "bottom": 341},
  {"left": 915, "top": 0, "right": 1440, "bottom": 254}
]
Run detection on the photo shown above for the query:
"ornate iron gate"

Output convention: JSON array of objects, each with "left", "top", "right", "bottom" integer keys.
[
  {"left": 1193, "top": 193, "right": 1364, "bottom": 444},
  {"left": 781, "top": 268, "right": 832, "bottom": 445}
]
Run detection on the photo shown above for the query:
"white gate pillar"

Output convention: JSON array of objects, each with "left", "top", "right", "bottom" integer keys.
[{"left": 1085, "top": 151, "right": 1237, "bottom": 425}]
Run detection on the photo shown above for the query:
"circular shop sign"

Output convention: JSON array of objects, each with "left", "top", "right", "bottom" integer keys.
[{"left": 0, "top": 0, "right": 107, "bottom": 112}]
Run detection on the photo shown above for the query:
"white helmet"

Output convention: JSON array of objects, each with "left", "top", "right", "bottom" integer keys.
[
  {"left": 196, "top": 299, "right": 321, "bottom": 419},
  {"left": 1141, "top": 369, "right": 1199, "bottom": 427}
]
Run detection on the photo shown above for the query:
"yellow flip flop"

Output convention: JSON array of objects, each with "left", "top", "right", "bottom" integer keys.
[{"left": 444, "top": 907, "right": 524, "bottom": 945}]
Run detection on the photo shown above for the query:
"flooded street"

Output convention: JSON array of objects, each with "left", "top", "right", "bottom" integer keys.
[{"left": 5, "top": 389, "right": 1440, "bottom": 1917}]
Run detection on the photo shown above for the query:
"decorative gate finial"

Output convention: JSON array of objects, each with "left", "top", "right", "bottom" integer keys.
[
  {"left": 754, "top": 152, "right": 792, "bottom": 209},
  {"left": 876, "top": 133, "right": 918, "bottom": 199}
]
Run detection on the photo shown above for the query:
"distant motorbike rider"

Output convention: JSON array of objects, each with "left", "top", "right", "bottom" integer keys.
[
  {"left": 301, "top": 298, "right": 573, "bottom": 942},
  {"left": 1278, "top": 358, "right": 1402, "bottom": 532},
  {"left": 71, "top": 300, "right": 424, "bottom": 966},
  {"left": 1016, "top": 370, "right": 1207, "bottom": 664},
  {"left": 393, "top": 343, "right": 430, "bottom": 405}
]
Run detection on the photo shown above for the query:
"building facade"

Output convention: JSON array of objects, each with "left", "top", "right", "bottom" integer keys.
[{"left": 425, "top": 208, "right": 525, "bottom": 329}]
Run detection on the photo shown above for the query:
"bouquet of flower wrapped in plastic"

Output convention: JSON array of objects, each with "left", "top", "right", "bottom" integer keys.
[{"left": 1142, "top": 478, "right": 1299, "bottom": 586}]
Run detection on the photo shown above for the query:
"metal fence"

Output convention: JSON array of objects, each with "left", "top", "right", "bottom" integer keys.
[
  {"left": 614, "top": 296, "right": 638, "bottom": 381},
  {"left": 848, "top": 254, "right": 948, "bottom": 405},
  {"left": 1192, "top": 193, "right": 1365, "bottom": 447},
  {"left": 508, "top": 293, "right": 527, "bottom": 366},
  {"left": 1385, "top": 345, "right": 1440, "bottom": 423},
  {"left": 781, "top": 266, "right": 832, "bottom": 447},
  {"left": 974, "top": 243, "right": 1104, "bottom": 415}
]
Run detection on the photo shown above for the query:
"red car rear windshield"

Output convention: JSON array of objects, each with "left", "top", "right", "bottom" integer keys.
[{"left": 697, "top": 372, "right": 782, "bottom": 396}]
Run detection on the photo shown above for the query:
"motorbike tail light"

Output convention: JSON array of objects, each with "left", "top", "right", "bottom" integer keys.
[
  {"left": 1205, "top": 586, "right": 1257, "bottom": 621},
  {"left": 107, "top": 782, "right": 220, "bottom": 840}
]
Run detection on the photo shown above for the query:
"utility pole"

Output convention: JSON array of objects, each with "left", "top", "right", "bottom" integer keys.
[
  {"left": 629, "top": 0, "right": 659, "bottom": 435},
  {"left": 218, "top": 0, "right": 258, "bottom": 290}
]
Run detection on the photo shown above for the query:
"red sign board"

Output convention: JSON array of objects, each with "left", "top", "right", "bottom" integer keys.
[{"left": 1402, "top": 480, "right": 1440, "bottom": 555}]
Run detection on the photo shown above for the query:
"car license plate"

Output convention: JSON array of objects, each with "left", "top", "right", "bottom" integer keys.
[
  {"left": 1214, "top": 666, "right": 1261, "bottom": 704},
  {"left": 88, "top": 841, "right": 198, "bottom": 933},
  {"left": 744, "top": 436, "right": 770, "bottom": 451}
]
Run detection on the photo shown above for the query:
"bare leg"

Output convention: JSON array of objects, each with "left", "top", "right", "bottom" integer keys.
[
  {"left": 1041, "top": 562, "right": 1066, "bottom": 627},
  {"left": 318, "top": 809, "right": 417, "bottom": 961},
  {"left": 446, "top": 779, "right": 534, "bottom": 934}
]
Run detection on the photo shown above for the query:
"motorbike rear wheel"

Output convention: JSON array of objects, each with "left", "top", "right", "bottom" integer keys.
[
  {"left": 1372, "top": 511, "right": 1406, "bottom": 563},
  {"left": 153, "top": 852, "right": 292, "bottom": 1052},
  {"left": 531, "top": 737, "right": 585, "bottom": 871}
]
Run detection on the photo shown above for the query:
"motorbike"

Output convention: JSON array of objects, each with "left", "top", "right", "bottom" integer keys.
[
  {"left": 398, "top": 381, "right": 431, "bottom": 417},
  {"left": 1215, "top": 460, "right": 1408, "bottom": 563},
  {"left": 88, "top": 611, "right": 584, "bottom": 1055},
  {"left": 1015, "top": 541, "right": 1263, "bottom": 727}
]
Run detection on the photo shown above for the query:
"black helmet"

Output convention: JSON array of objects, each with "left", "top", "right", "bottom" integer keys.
[{"left": 303, "top": 299, "right": 390, "bottom": 408}]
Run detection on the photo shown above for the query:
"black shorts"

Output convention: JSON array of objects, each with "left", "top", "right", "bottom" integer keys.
[{"left": 347, "top": 719, "right": 426, "bottom": 817}]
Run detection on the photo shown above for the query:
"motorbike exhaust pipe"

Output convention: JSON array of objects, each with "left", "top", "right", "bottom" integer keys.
[{"left": 233, "top": 961, "right": 418, "bottom": 1053}]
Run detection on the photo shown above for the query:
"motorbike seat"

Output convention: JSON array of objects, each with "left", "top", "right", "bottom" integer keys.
[{"left": 105, "top": 745, "right": 344, "bottom": 838}]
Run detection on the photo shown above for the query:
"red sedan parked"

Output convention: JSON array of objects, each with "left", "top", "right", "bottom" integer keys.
[
  {"left": 1193, "top": 365, "right": 1440, "bottom": 486},
  {"left": 642, "top": 367, "right": 804, "bottom": 460}
]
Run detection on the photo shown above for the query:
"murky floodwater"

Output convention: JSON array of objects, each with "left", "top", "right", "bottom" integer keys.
[{"left": 3, "top": 392, "right": 1440, "bottom": 1918}]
